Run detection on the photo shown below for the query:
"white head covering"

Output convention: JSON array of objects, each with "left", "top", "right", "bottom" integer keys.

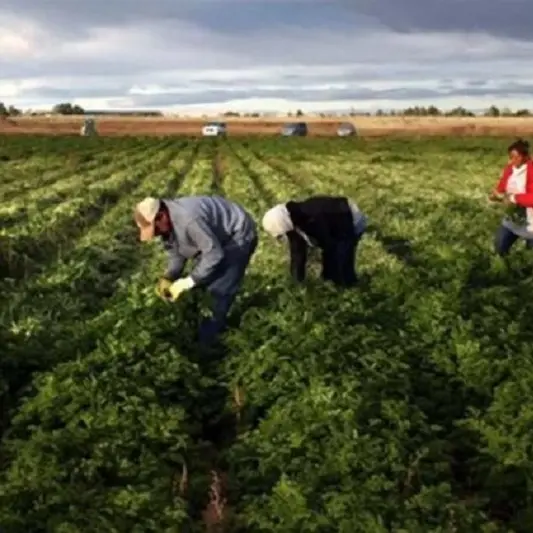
[{"left": 262, "top": 204, "right": 293, "bottom": 238}]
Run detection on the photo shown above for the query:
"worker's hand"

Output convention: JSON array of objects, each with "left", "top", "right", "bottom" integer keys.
[
  {"left": 502, "top": 194, "right": 515, "bottom": 206},
  {"left": 156, "top": 278, "right": 173, "bottom": 299},
  {"left": 164, "top": 277, "right": 195, "bottom": 302},
  {"left": 488, "top": 190, "right": 504, "bottom": 203}
]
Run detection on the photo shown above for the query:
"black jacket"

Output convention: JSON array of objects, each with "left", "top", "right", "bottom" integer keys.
[{"left": 285, "top": 196, "right": 355, "bottom": 281}]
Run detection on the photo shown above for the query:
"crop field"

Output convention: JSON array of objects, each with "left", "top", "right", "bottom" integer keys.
[{"left": 1, "top": 134, "right": 533, "bottom": 532}]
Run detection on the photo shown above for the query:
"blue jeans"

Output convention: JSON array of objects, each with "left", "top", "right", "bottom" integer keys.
[
  {"left": 494, "top": 224, "right": 533, "bottom": 256},
  {"left": 199, "top": 236, "right": 258, "bottom": 343}
]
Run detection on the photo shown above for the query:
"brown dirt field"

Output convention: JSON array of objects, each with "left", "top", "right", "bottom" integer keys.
[{"left": 2, "top": 115, "right": 533, "bottom": 137}]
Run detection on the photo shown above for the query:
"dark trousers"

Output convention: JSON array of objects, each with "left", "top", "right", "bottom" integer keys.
[
  {"left": 494, "top": 224, "right": 533, "bottom": 256},
  {"left": 321, "top": 230, "right": 365, "bottom": 286},
  {"left": 200, "top": 236, "right": 258, "bottom": 343}
]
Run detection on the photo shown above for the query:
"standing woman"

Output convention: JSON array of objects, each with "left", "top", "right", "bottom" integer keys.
[
  {"left": 489, "top": 139, "right": 533, "bottom": 256},
  {"left": 261, "top": 195, "right": 367, "bottom": 286}
]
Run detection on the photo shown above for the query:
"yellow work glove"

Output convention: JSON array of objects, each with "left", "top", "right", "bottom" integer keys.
[
  {"left": 164, "top": 276, "right": 195, "bottom": 302},
  {"left": 156, "top": 278, "right": 173, "bottom": 299}
]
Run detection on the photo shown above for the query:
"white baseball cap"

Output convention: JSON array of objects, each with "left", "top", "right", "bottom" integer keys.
[{"left": 134, "top": 197, "right": 161, "bottom": 241}]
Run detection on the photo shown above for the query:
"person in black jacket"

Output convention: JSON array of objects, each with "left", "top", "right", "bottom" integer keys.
[{"left": 261, "top": 195, "right": 367, "bottom": 286}]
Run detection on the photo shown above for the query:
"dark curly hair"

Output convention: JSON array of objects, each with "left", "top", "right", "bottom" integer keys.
[{"left": 508, "top": 138, "right": 530, "bottom": 156}]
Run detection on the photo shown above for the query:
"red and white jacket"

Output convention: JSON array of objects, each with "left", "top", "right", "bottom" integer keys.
[
  {"left": 495, "top": 160, "right": 533, "bottom": 232},
  {"left": 496, "top": 160, "right": 533, "bottom": 206}
]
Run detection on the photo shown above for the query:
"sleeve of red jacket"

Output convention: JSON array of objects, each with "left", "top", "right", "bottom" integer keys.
[
  {"left": 496, "top": 165, "right": 512, "bottom": 193},
  {"left": 514, "top": 162, "right": 533, "bottom": 207}
]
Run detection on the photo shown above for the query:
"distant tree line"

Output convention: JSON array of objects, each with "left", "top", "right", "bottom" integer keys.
[
  {"left": 226, "top": 106, "right": 533, "bottom": 118},
  {"left": 373, "top": 105, "right": 532, "bottom": 117},
  {"left": 0, "top": 102, "right": 162, "bottom": 117},
  {"left": 0, "top": 102, "right": 22, "bottom": 117},
  {"left": 0, "top": 101, "right": 532, "bottom": 118}
]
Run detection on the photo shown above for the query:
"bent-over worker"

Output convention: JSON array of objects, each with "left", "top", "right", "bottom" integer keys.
[
  {"left": 489, "top": 139, "right": 533, "bottom": 256},
  {"left": 134, "top": 195, "right": 257, "bottom": 343},
  {"left": 261, "top": 195, "right": 367, "bottom": 286}
]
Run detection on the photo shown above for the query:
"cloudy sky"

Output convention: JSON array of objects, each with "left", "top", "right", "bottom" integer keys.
[{"left": 1, "top": 0, "right": 533, "bottom": 114}]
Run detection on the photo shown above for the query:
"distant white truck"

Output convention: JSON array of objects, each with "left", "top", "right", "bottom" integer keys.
[
  {"left": 80, "top": 117, "right": 97, "bottom": 136},
  {"left": 201, "top": 121, "right": 227, "bottom": 137},
  {"left": 337, "top": 122, "right": 357, "bottom": 137}
]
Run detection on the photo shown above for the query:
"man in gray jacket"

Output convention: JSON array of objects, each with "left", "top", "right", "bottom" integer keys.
[{"left": 134, "top": 195, "right": 257, "bottom": 343}]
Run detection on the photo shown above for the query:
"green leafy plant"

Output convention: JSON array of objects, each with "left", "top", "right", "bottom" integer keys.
[{"left": 504, "top": 202, "right": 528, "bottom": 226}]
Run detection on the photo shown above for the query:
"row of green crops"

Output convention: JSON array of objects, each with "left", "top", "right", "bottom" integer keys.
[
  {"left": 1, "top": 135, "right": 533, "bottom": 532},
  {"left": 1, "top": 140, "right": 200, "bottom": 424}
]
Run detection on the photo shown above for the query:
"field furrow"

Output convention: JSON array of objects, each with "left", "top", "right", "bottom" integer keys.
[
  {"left": 0, "top": 140, "right": 200, "bottom": 436},
  {"left": 0, "top": 142, "right": 185, "bottom": 281},
  {"left": 241, "top": 139, "right": 317, "bottom": 197},
  {"left": 0, "top": 138, "right": 168, "bottom": 203},
  {"left": 1, "top": 158, "right": 97, "bottom": 195},
  {"left": 225, "top": 140, "right": 280, "bottom": 206},
  {"left": 210, "top": 140, "right": 226, "bottom": 196},
  {"left": 0, "top": 139, "right": 216, "bottom": 533},
  {"left": 0, "top": 137, "right": 147, "bottom": 193},
  {"left": 0, "top": 143, "right": 173, "bottom": 228}
]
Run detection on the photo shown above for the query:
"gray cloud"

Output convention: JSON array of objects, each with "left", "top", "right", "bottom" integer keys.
[
  {"left": 2, "top": 0, "right": 533, "bottom": 40},
  {"left": 14, "top": 78, "right": 533, "bottom": 108},
  {"left": 1, "top": 0, "right": 533, "bottom": 111},
  {"left": 1, "top": 26, "right": 531, "bottom": 80},
  {"left": 351, "top": 0, "right": 533, "bottom": 41},
  {"left": 124, "top": 85, "right": 533, "bottom": 108},
  {"left": 0, "top": 0, "right": 370, "bottom": 37}
]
